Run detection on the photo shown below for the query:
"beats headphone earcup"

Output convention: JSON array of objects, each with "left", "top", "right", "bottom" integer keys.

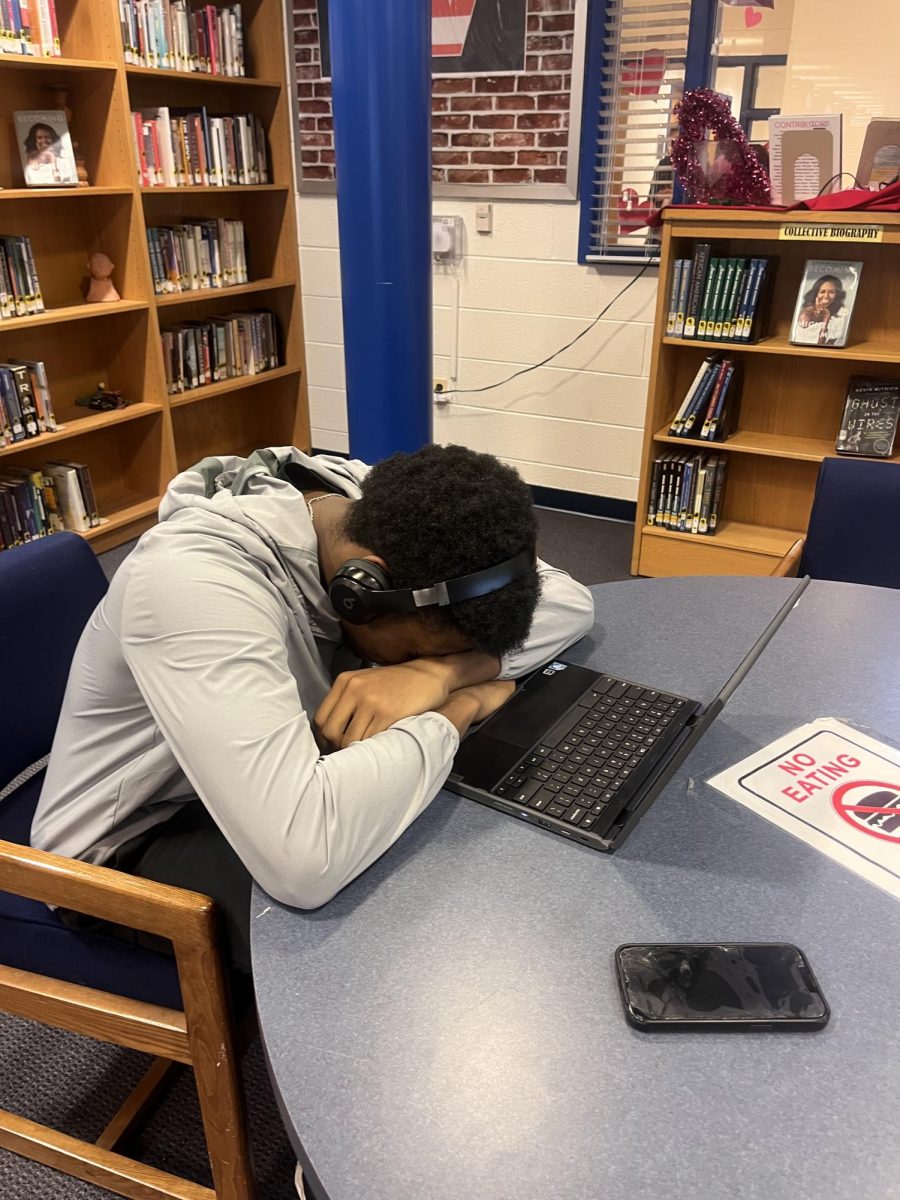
[{"left": 328, "top": 559, "right": 392, "bottom": 624}]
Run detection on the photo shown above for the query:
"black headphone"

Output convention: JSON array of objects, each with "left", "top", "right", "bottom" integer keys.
[{"left": 328, "top": 547, "right": 536, "bottom": 625}]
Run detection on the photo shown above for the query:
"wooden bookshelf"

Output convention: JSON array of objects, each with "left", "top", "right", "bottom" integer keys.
[
  {"left": 0, "top": 0, "right": 310, "bottom": 554},
  {"left": 632, "top": 209, "right": 900, "bottom": 578}
]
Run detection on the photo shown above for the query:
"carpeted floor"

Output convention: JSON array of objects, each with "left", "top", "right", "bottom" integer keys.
[{"left": 0, "top": 506, "right": 633, "bottom": 1198}]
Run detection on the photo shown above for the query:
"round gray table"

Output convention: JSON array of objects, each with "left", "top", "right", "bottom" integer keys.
[{"left": 252, "top": 577, "right": 900, "bottom": 1200}]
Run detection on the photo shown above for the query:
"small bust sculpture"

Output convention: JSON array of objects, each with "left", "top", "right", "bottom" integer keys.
[{"left": 85, "top": 252, "right": 120, "bottom": 303}]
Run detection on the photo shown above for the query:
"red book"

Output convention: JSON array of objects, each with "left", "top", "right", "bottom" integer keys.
[
  {"left": 47, "top": 0, "right": 60, "bottom": 54},
  {"left": 132, "top": 111, "right": 149, "bottom": 186},
  {"left": 205, "top": 5, "right": 218, "bottom": 75}
]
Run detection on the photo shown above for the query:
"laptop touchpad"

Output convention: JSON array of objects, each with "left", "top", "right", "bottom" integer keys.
[{"left": 451, "top": 734, "right": 525, "bottom": 792}]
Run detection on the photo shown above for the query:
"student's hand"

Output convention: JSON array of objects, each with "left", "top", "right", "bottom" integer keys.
[
  {"left": 436, "top": 679, "right": 516, "bottom": 737},
  {"left": 315, "top": 661, "right": 454, "bottom": 749}
]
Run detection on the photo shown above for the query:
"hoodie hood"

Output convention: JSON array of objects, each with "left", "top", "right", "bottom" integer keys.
[{"left": 157, "top": 446, "right": 370, "bottom": 644}]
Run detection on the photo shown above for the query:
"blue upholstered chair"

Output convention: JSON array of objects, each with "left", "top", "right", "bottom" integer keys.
[
  {"left": 774, "top": 458, "right": 900, "bottom": 587},
  {"left": 0, "top": 533, "right": 255, "bottom": 1200}
]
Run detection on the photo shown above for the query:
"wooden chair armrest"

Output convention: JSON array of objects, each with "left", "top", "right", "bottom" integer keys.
[
  {"left": 0, "top": 839, "right": 215, "bottom": 946},
  {"left": 772, "top": 537, "right": 805, "bottom": 577}
]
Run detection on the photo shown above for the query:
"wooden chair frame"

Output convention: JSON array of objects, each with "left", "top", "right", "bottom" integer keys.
[
  {"left": 771, "top": 537, "right": 806, "bottom": 578},
  {"left": 0, "top": 839, "right": 256, "bottom": 1200}
]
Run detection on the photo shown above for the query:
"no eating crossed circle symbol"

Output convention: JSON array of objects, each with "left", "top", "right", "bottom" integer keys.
[{"left": 832, "top": 780, "right": 900, "bottom": 844}]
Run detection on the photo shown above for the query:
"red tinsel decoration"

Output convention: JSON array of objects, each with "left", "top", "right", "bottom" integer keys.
[{"left": 671, "top": 88, "right": 771, "bottom": 205}]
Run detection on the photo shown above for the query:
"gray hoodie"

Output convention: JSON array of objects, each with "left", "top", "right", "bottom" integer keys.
[{"left": 32, "top": 448, "right": 594, "bottom": 908}]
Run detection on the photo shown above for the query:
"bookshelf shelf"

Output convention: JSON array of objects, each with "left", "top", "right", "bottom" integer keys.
[
  {"left": 154, "top": 277, "right": 294, "bottom": 307},
  {"left": 0, "top": 301, "right": 149, "bottom": 332},
  {"left": 1, "top": 0, "right": 310, "bottom": 556},
  {"left": 0, "top": 403, "right": 162, "bottom": 460},
  {"left": 81, "top": 495, "right": 162, "bottom": 551},
  {"left": 0, "top": 56, "right": 117, "bottom": 74},
  {"left": 650, "top": 427, "right": 873, "bottom": 464},
  {"left": 641, "top": 520, "right": 802, "bottom": 556},
  {"left": 662, "top": 335, "right": 900, "bottom": 365},
  {"left": 633, "top": 208, "right": 900, "bottom": 577},
  {"left": 0, "top": 188, "right": 133, "bottom": 201},
  {"left": 168, "top": 365, "right": 301, "bottom": 408},
  {"left": 125, "top": 65, "right": 280, "bottom": 89},
  {"left": 141, "top": 185, "right": 289, "bottom": 196}
]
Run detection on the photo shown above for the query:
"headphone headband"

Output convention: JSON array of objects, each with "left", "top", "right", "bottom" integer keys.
[{"left": 329, "top": 547, "right": 536, "bottom": 624}]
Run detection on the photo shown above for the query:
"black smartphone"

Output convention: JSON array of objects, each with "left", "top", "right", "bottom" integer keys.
[{"left": 615, "top": 942, "right": 830, "bottom": 1032}]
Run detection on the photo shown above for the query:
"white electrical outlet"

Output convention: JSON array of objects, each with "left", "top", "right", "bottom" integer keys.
[{"left": 432, "top": 216, "right": 464, "bottom": 264}]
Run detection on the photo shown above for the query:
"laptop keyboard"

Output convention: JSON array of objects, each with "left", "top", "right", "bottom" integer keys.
[{"left": 491, "top": 676, "right": 691, "bottom": 833}]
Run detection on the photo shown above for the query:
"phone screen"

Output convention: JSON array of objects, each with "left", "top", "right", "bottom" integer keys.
[{"left": 616, "top": 943, "right": 829, "bottom": 1029}]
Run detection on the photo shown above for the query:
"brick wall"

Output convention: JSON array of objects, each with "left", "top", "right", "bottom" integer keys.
[{"left": 292, "top": 0, "right": 576, "bottom": 186}]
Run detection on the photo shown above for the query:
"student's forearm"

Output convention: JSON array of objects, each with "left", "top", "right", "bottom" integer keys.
[{"left": 415, "top": 650, "right": 501, "bottom": 692}]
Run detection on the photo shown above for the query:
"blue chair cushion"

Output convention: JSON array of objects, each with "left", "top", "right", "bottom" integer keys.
[
  {"left": 0, "top": 772, "right": 183, "bottom": 1011},
  {"left": 800, "top": 459, "right": 900, "bottom": 589}
]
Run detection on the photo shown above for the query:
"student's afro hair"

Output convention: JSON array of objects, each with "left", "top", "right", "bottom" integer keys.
[{"left": 344, "top": 444, "right": 540, "bottom": 658}]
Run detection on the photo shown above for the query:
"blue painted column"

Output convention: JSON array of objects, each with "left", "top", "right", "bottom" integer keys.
[{"left": 328, "top": 0, "right": 433, "bottom": 461}]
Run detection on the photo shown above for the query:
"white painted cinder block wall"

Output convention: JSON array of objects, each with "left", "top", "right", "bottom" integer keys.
[{"left": 300, "top": 193, "right": 658, "bottom": 503}]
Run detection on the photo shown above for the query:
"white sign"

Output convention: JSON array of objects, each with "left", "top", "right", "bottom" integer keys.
[{"left": 708, "top": 719, "right": 900, "bottom": 901}]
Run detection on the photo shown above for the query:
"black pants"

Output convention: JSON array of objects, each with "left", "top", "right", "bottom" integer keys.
[{"left": 61, "top": 801, "right": 254, "bottom": 977}]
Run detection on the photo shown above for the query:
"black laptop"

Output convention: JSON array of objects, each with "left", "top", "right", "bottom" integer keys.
[{"left": 445, "top": 577, "right": 809, "bottom": 852}]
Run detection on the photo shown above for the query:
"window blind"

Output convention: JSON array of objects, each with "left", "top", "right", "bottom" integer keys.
[{"left": 584, "top": 0, "right": 692, "bottom": 262}]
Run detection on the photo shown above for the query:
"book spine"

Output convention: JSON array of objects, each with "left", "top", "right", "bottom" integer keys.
[
  {"left": 682, "top": 360, "right": 722, "bottom": 440},
  {"left": 19, "top": 0, "right": 34, "bottom": 54},
  {"left": 665, "top": 260, "right": 683, "bottom": 337},
  {"left": 682, "top": 243, "right": 710, "bottom": 339},
  {"left": 653, "top": 457, "right": 669, "bottom": 527},
  {"left": 646, "top": 456, "right": 664, "bottom": 526},
  {"left": 713, "top": 259, "right": 736, "bottom": 340},
  {"left": 44, "top": 465, "right": 89, "bottom": 531},
  {"left": 677, "top": 457, "right": 694, "bottom": 532},
  {"left": 733, "top": 258, "right": 758, "bottom": 340},
  {"left": 254, "top": 115, "right": 267, "bottom": 182},
  {"left": 74, "top": 463, "right": 101, "bottom": 526},
  {"left": 703, "top": 361, "right": 735, "bottom": 441},
  {"left": 741, "top": 258, "right": 766, "bottom": 342},
  {"left": 0, "top": 367, "right": 24, "bottom": 440},
  {"left": 704, "top": 259, "right": 728, "bottom": 341},
  {"left": 670, "top": 357, "right": 713, "bottom": 436},
  {"left": 722, "top": 259, "right": 743, "bottom": 338},
  {"left": 46, "top": 0, "right": 59, "bottom": 53},
  {"left": 0, "top": 242, "right": 12, "bottom": 319},
  {"left": 690, "top": 463, "right": 707, "bottom": 535},
  {"left": 675, "top": 358, "right": 719, "bottom": 437},
  {"left": 673, "top": 260, "right": 691, "bottom": 338},
  {"left": 666, "top": 458, "right": 685, "bottom": 530},
  {"left": 697, "top": 458, "right": 716, "bottom": 534},
  {"left": 3, "top": 362, "right": 38, "bottom": 437},
  {"left": 721, "top": 260, "right": 745, "bottom": 340},
  {"left": 708, "top": 457, "right": 727, "bottom": 533},
  {"left": 695, "top": 258, "right": 719, "bottom": 340},
  {"left": 21, "top": 235, "right": 43, "bottom": 312}
]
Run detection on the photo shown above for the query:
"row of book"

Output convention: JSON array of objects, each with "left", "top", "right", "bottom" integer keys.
[
  {"left": 647, "top": 452, "right": 728, "bottom": 536},
  {"left": 131, "top": 107, "right": 268, "bottom": 188},
  {"left": 120, "top": 1, "right": 246, "bottom": 76},
  {"left": 161, "top": 308, "right": 278, "bottom": 393},
  {"left": 0, "top": 0, "right": 60, "bottom": 56},
  {"left": 0, "top": 360, "right": 57, "bottom": 447},
  {"left": 667, "top": 246, "right": 775, "bottom": 343},
  {"left": 147, "top": 219, "right": 248, "bottom": 295},
  {"left": 0, "top": 461, "right": 99, "bottom": 551},
  {"left": 1, "top": 235, "right": 43, "bottom": 320},
  {"left": 668, "top": 353, "right": 742, "bottom": 443}
]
